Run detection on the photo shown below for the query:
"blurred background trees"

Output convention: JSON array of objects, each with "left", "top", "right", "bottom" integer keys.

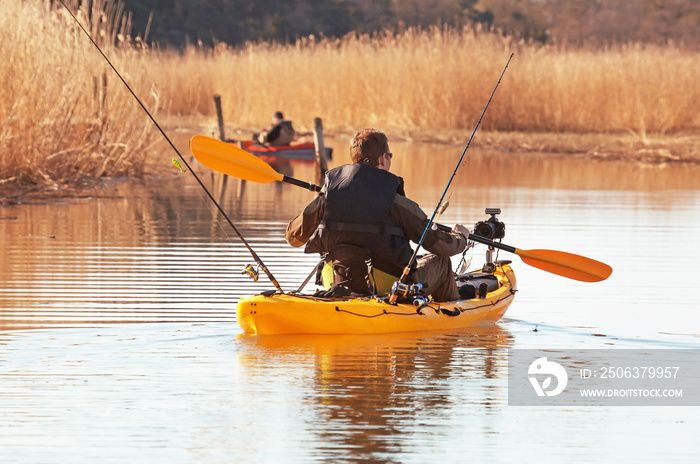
[{"left": 121, "top": 0, "right": 700, "bottom": 48}]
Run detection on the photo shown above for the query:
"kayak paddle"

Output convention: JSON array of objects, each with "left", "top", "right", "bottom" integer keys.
[
  {"left": 190, "top": 135, "right": 321, "bottom": 191},
  {"left": 467, "top": 234, "right": 612, "bottom": 283},
  {"left": 190, "top": 135, "right": 613, "bottom": 283}
]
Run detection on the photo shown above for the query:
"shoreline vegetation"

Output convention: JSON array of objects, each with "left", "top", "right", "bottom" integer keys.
[
  {"left": 2, "top": 1, "right": 699, "bottom": 203},
  {"left": 210, "top": 120, "right": 700, "bottom": 164}
]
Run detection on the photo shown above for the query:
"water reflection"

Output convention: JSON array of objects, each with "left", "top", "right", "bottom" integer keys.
[
  {"left": 1, "top": 136, "right": 699, "bottom": 332},
  {"left": 384, "top": 140, "right": 700, "bottom": 193},
  {"left": 2, "top": 137, "right": 699, "bottom": 462},
  {"left": 237, "top": 325, "right": 513, "bottom": 461}
]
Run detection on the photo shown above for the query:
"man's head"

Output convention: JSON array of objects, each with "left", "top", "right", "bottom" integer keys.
[
  {"left": 273, "top": 111, "right": 284, "bottom": 123},
  {"left": 350, "top": 128, "right": 392, "bottom": 170}
]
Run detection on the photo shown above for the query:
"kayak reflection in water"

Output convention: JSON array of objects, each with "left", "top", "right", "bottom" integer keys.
[
  {"left": 236, "top": 325, "right": 513, "bottom": 455},
  {"left": 285, "top": 128, "right": 471, "bottom": 301}
]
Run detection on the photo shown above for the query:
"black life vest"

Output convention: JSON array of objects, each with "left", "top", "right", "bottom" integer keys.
[
  {"left": 267, "top": 120, "right": 295, "bottom": 146},
  {"left": 305, "top": 164, "right": 413, "bottom": 276}
]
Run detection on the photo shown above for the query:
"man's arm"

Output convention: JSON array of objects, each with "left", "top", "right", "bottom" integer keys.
[
  {"left": 285, "top": 194, "right": 325, "bottom": 247},
  {"left": 392, "top": 195, "right": 467, "bottom": 256}
]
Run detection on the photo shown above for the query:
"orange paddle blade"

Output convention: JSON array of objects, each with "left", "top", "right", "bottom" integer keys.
[
  {"left": 515, "top": 248, "right": 613, "bottom": 283},
  {"left": 190, "top": 135, "right": 283, "bottom": 184}
]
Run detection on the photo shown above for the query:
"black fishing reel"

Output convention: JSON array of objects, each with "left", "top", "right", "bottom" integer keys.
[
  {"left": 390, "top": 282, "right": 429, "bottom": 309},
  {"left": 474, "top": 208, "right": 506, "bottom": 240},
  {"left": 391, "top": 282, "right": 423, "bottom": 298}
]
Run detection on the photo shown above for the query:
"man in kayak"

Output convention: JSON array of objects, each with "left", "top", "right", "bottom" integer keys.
[
  {"left": 253, "top": 111, "right": 295, "bottom": 146},
  {"left": 285, "top": 128, "right": 470, "bottom": 301}
]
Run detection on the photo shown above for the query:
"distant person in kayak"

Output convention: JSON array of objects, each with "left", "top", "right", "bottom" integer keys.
[
  {"left": 253, "top": 111, "right": 295, "bottom": 146},
  {"left": 285, "top": 128, "right": 470, "bottom": 301}
]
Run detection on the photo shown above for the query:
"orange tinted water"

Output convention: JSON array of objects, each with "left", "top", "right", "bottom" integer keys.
[{"left": 1, "top": 139, "right": 699, "bottom": 461}]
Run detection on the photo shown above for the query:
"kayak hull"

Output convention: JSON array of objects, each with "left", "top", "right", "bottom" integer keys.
[
  {"left": 240, "top": 141, "right": 332, "bottom": 161},
  {"left": 236, "top": 264, "right": 517, "bottom": 335}
]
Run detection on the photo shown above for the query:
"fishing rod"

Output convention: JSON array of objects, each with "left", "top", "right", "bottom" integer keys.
[
  {"left": 57, "top": 0, "right": 283, "bottom": 293},
  {"left": 388, "top": 53, "right": 514, "bottom": 303}
]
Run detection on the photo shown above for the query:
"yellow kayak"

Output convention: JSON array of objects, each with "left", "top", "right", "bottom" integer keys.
[{"left": 236, "top": 263, "right": 517, "bottom": 335}]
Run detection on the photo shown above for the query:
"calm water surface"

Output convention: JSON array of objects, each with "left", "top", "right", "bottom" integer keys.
[{"left": 1, "top": 137, "right": 699, "bottom": 463}]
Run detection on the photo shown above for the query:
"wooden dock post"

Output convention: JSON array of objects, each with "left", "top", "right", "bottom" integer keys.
[
  {"left": 212, "top": 95, "right": 228, "bottom": 203},
  {"left": 236, "top": 140, "right": 247, "bottom": 200},
  {"left": 213, "top": 94, "right": 226, "bottom": 142},
  {"left": 313, "top": 117, "right": 328, "bottom": 185}
]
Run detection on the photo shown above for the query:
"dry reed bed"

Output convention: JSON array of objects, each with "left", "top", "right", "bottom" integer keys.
[
  {"left": 156, "top": 27, "right": 700, "bottom": 137},
  {"left": 0, "top": 0, "right": 159, "bottom": 196}
]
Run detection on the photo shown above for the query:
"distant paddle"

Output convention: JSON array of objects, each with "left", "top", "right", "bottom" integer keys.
[{"left": 190, "top": 135, "right": 613, "bottom": 283}]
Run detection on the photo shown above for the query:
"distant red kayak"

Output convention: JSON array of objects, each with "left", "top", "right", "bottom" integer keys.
[{"left": 238, "top": 140, "right": 333, "bottom": 161}]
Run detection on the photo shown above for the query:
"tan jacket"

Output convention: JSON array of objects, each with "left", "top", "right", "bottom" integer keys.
[{"left": 286, "top": 193, "right": 467, "bottom": 258}]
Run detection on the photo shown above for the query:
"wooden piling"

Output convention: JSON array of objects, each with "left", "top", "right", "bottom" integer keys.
[
  {"left": 236, "top": 140, "right": 247, "bottom": 201},
  {"left": 313, "top": 117, "right": 328, "bottom": 185},
  {"left": 213, "top": 94, "right": 226, "bottom": 142},
  {"left": 212, "top": 95, "right": 229, "bottom": 204}
]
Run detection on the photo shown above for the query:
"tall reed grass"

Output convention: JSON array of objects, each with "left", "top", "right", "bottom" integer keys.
[
  {"left": 3, "top": 1, "right": 699, "bottom": 194},
  {"left": 179, "top": 27, "right": 699, "bottom": 137},
  {"left": 0, "top": 0, "right": 159, "bottom": 194}
]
